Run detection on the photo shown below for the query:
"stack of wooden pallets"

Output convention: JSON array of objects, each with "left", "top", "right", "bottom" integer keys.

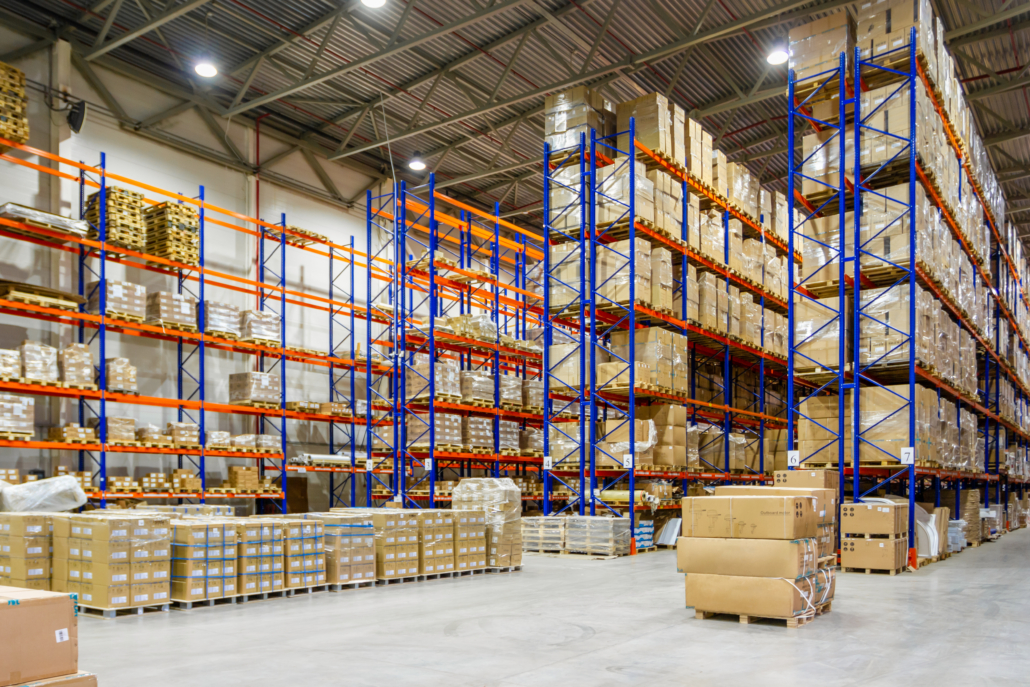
[
  {"left": 144, "top": 201, "right": 199, "bottom": 266},
  {"left": 0, "top": 61, "right": 28, "bottom": 147},
  {"left": 86, "top": 186, "right": 146, "bottom": 251}
]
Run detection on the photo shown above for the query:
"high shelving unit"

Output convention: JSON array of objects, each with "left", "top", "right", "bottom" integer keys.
[
  {"left": 0, "top": 136, "right": 375, "bottom": 509},
  {"left": 364, "top": 176, "right": 548, "bottom": 508},
  {"left": 788, "top": 31, "right": 1030, "bottom": 564},
  {"left": 541, "top": 117, "right": 796, "bottom": 549}
]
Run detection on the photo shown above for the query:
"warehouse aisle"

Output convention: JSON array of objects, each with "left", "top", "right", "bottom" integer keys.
[{"left": 79, "top": 531, "right": 1030, "bottom": 687}]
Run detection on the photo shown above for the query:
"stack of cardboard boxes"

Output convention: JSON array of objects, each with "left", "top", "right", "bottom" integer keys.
[
  {"left": 678, "top": 492, "right": 834, "bottom": 624},
  {"left": 227, "top": 465, "right": 260, "bottom": 492},
  {"left": 234, "top": 518, "right": 283, "bottom": 596},
  {"left": 0, "top": 513, "right": 50, "bottom": 590},
  {"left": 840, "top": 502, "right": 909, "bottom": 573},
  {"left": 145, "top": 291, "right": 198, "bottom": 329},
  {"left": 280, "top": 518, "right": 326, "bottom": 589},
  {"left": 453, "top": 478, "right": 522, "bottom": 569},
  {"left": 414, "top": 510, "right": 455, "bottom": 574},
  {"left": 229, "top": 371, "right": 280, "bottom": 405},
  {"left": 307, "top": 512, "right": 376, "bottom": 584},
  {"left": 170, "top": 519, "right": 238, "bottom": 603}
]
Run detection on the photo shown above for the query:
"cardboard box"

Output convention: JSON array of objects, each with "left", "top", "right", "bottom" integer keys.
[
  {"left": 676, "top": 537, "right": 819, "bottom": 577},
  {"left": 78, "top": 583, "right": 130, "bottom": 609},
  {"left": 841, "top": 536, "right": 907, "bottom": 570},
  {"left": 684, "top": 571, "right": 835, "bottom": 616},
  {"left": 713, "top": 485, "right": 836, "bottom": 525},
  {"left": 841, "top": 502, "right": 908, "bottom": 535},
  {"left": 0, "top": 586, "right": 78, "bottom": 686},
  {"left": 681, "top": 496, "right": 818, "bottom": 539},
  {"left": 774, "top": 469, "right": 840, "bottom": 490}
]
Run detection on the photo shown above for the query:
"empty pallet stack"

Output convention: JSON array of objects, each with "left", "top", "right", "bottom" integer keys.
[
  {"left": 521, "top": 516, "right": 565, "bottom": 553},
  {"left": 86, "top": 186, "right": 146, "bottom": 252},
  {"left": 0, "top": 61, "right": 28, "bottom": 147},
  {"left": 144, "top": 202, "right": 200, "bottom": 266},
  {"left": 679, "top": 493, "right": 834, "bottom": 627}
]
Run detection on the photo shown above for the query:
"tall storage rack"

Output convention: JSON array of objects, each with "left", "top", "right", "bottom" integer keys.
[
  {"left": 788, "top": 31, "right": 1030, "bottom": 562},
  {"left": 0, "top": 137, "right": 373, "bottom": 510},
  {"left": 364, "top": 177, "right": 547, "bottom": 508},
  {"left": 541, "top": 119, "right": 795, "bottom": 548}
]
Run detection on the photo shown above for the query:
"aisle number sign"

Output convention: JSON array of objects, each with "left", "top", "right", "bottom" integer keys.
[
  {"left": 901, "top": 447, "right": 914, "bottom": 465},
  {"left": 543, "top": 455, "right": 552, "bottom": 470},
  {"left": 787, "top": 450, "right": 800, "bottom": 467}
]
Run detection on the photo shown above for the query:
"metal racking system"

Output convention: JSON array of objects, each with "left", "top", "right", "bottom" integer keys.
[
  {"left": 788, "top": 31, "right": 1030, "bottom": 565},
  {"left": 0, "top": 137, "right": 376, "bottom": 510},
  {"left": 364, "top": 176, "right": 548, "bottom": 508},
  {"left": 541, "top": 117, "right": 796, "bottom": 550}
]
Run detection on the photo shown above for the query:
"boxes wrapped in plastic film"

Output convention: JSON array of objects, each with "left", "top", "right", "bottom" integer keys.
[
  {"left": 0, "top": 203, "right": 89, "bottom": 238},
  {"left": 547, "top": 241, "right": 589, "bottom": 309},
  {"left": 858, "top": 284, "right": 935, "bottom": 370},
  {"left": 59, "top": 343, "right": 93, "bottom": 386},
  {"left": 521, "top": 378, "right": 544, "bottom": 409},
  {"left": 87, "top": 415, "right": 135, "bottom": 443},
  {"left": 241, "top": 309, "right": 280, "bottom": 342},
  {"left": 498, "top": 419, "right": 519, "bottom": 451},
  {"left": 48, "top": 422, "right": 95, "bottom": 443},
  {"left": 105, "top": 357, "right": 137, "bottom": 392},
  {"left": 453, "top": 477, "right": 522, "bottom": 529},
  {"left": 206, "top": 430, "right": 231, "bottom": 448},
  {"left": 449, "top": 314, "right": 497, "bottom": 342},
  {"left": 616, "top": 93, "right": 673, "bottom": 164},
  {"left": 167, "top": 422, "right": 199, "bottom": 445},
  {"left": 549, "top": 423, "right": 581, "bottom": 469},
  {"left": 0, "top": 348, "right": 17, "bottom": 378},
  {"left": 788, "top": 11, "right": 855, "bottom": 86},
  {"left": 255, "top": 434, "right": 279, "bottom": 451},
  {"left": 231, "top": 434, "right": 257, "bottom": 449},
  {"left": 205, "top": 300, "right": 240, "bottom": 337},
  {"left": 0, "top": 393, "right": 33, "bottom": 435},
  {"left": 499, "top": 375, "right": 522, "bottom": 407},
  {"left": 305, "top": 512, "right": 376, "bottom": 584},
  {"left": 544, "top": 85, "right": 614, "bottom": 153},
  {"left": 520, "top": 427, "right": 543, "bottom": 453},
  {"left": 597, "top": 237, "right": 651, "bottom": 306},
  {"left": 86, "top": 279, "right": 146, "bottom": 319},
  {"left": 406, "top": 357, "right": 459, "bottom": 400},
  {"left": 596, "top": 159, "right": 653, "bottom": 225},
  {"left": 651, "top": 246, "right": 674, "bottom": 312},
  {"left": 565, "top": 516, "right": 631, "bottom": 555},
  {"left": 229, "top": 371, "right": 280, "bottom": 405},
  {"left": 135, "top": 423, "right": 163, "bottom": 443},
  {"left": 462, "top": 415, "right": 494, "bottom": 449},
  {"left": 146, "top": 291, "right": 197, "bottom": 328},
  {"left": 647, "top": 169, "right": 682, "bottom": 236},
  {"left": 855, "top": 0, "right": 937, "bottom": 89},
  {"left": 19, "top": 340, "right": 58, "bottom": 383},
  {"left": 405, "top": 411, "right": 461, "bottom": 446},
  {"left": 460, "top": 369, "right": 493, "bottom": 405}
]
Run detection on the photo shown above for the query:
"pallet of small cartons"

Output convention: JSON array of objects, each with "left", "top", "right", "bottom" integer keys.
[
  {"left": 679, "top": 493, "right": 833, "bottom": 627},
  {"left": 0, "top": 513, "right": 51, "bottom": 591},
  {"left": 303, "top": 513, "right": 375, "bottom": 584},
  {"left": 595, "top": 160, "right": 654, "bottom": 226},
  {"left": 617, "top": 92, "right": 673, "bottom": 161},
  {"left": 840, "top": 502, "right": 909, "bottom": 574},
  {"left": 145, "top": 291, "right": 198, "bottom": 329},
  {"left": 228, "top": 371, "right": 280, "bottom": 406},
  {"left": 104, "top": 358, "right": 137, "bottom": 394},
  {"left": 170, "top": 469, "right": 201, "bottom": 493},
  {"left": 521, "top": 516, "right": 565, "bottom": 552},
  {"left": 642, "top": 404, "right": 688, "bottom": 470},
  {"left": 684, "top": 117, "right": 713, "bottom": 187},
  {"left": 170, "top": 519, "right": 239, "bottom": 604},
  {"left": 453, "top": 478, "right": 519, "bottom": 568},
  {"left": 233, "top": 519, "right": 283, "bottom": 596},
  {"left": 410, "top": 510, "right": 455, "bottom": 575},
  {"left": 48, "top": 424, "right": 95, "bottom": 444},
  {"left": 0, "top": 584, "right": 89, "bottom": 687},
  {"left": 58, "top": 513, "right": 171, "bottom": 612},
  {"left": 647, "top": 171, "right": 682, "bottom": 237},
  {"left": 227, "top": 465, "right": 260, "bottom": 492},
  {"left": 786, "top": 10, "right": 856, "bottom": 93},
  {"left": 941, "top": 489, "right": 982, "bottom": 545},
  {"left": 543, "top": 85, "right": 614, "bottom": 153},
  {"left": 594, "top": 236, "right": 652, "bottom": 307},
  {"left": 277, "top": 518, "right": 326, "bottom": 589}
]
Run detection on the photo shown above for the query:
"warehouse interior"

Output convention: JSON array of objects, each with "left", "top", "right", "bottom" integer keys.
[{"left": 0, "top": 0, "right": 1029, "bottom": 685}]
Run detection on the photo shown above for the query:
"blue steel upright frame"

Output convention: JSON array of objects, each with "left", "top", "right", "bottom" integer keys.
[
  {"left": 328, "top": 237, "right": 357, "bottom": 507},
  {"left": 257, "top": 213, "right": 289, "bottom": 513}
]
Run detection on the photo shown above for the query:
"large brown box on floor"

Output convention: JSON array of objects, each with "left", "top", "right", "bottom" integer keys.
[
  {"left": 713, "top": 485, "right": 836, "bottom": 525},
  {"left": 841, "top": 502, "right": 907, "bottom": 535},
  {"left": 0, "top": 586, "right": 78, "bottom": 686},
  {"left": 676, "top": 537, "right": 817, "bottom": 577},
  {"left": 774, "top": 469, "right": 840, "bottom": 490},
  {"left": 684, "top": 571, "right": 835, "bottom": 616},
  {"left": 681, "top": 496, "right": 818, "bottom": 539},
  {"left": 840, "top": 536, "right": 907, "bottom": 570}
]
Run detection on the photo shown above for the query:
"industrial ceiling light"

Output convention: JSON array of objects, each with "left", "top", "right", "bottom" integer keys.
[
  {"left": 767, "top": 47, "right": 788, "bottom": 65},
  {"left": 408, "top": 151, "right": 426, "bottom": 171},
  {"left": 195, "top": 60, "right": 218, "bottom": 78},
  {"left": 362, "top": 0, "right": 386, "bottom": 7}
]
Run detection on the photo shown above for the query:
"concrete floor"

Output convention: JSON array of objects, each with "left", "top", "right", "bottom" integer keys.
[{"left": 79, "top": 530, "right": 1030, "bottom": 687}]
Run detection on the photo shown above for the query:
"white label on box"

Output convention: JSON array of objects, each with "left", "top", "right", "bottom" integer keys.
[
  {"left": 788, "top": 450, "right": 800, "bottom": 467},
  {"left": 154, "top": 591, "right": 168, "bottom": 600},
  {"left": 27, "top": 525, "right": 42, "bottom": 534},
  {"left": 112, "top": 574, "right": 127, "bottom": 582},
  {"left": 112, "top": 596, "right": 127, "bottom": 604},
  {"left": 901, "top": 447, "right": 914, "bottom": 465},
  {"left": 133, "top": 594, "right": 148, "bottom": 603},
  {"left": 543, "top": 455, "right": 553, "bottom": 470},
  {"left": 192, "top": 588, "right": 203, "bottom": 596},
  {"left": 27, "top": 546, "right": 42, "bottom": 555},
  {"left": 55, "top": 629, "right": 69, "bottom": 643},
  {"left": 28, "top": 568, "right": 43, "bottom": 576},
  {"left": 879, "top": 542, "right": 885, "bottom": 548}
]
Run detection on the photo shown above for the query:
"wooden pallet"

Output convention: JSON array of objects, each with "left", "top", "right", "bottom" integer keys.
[
  {"left": 63, "top": 382, "right": 99, "bottom": 391},
  {"left": 693, "top": 601, "right": 831, "bottom": 628},
  {"left": 242, "top": 337, "right": 280, "bottom": 348},
  {"left": 205, "top": 329, "right": 239, "bottom": 341},
  {"left": 229, "top": 400, "right": 280, "bottom": 409},
  {"left": 500, "top": 403, "right": 524, "bottom": 412},
  {"left": 104, "top": 309, "right": 144, "bottom": 323},
  {"left": 375, "top": 575, "right": 424, "bottom": 586},
  {"left": 207, "top": 487, "right": 236, "bottom": 494},
  {"left": 147, "top": 320, "right": 199, "bottom": 333},
  {"left": 464, "top": 446, "right": 494, "bottom": 455},
  {"left": 0, "top": 431, "right": 33, "bottom": 441},
  {"left": 79, "top": 603, "right": 170, "bottom": 619},
  {"left": 461, "top": 398, "right": 493, "bottom": 408},
  {"left": 843, "top": 567, "right": 904, "bottom": 576},
  {"left": 0, "top": 284, "right": 81, "bottom": 311}
]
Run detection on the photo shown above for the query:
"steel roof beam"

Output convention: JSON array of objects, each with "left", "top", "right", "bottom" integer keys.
[
  {"left": 945, "top": 3, "right": 1030, "bottom": 40},
  {"left": 84, "top": 0, "right": 212, "bottom": 60}
]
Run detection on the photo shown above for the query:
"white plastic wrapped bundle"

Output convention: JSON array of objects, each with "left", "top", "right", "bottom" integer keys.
[
  {"left": 0, "top": 393, "right": 33, "bottom": 434},
  {"left": 0, "top": 475, "right": 86, "bottom": 511},
  {"left": 596, "top": 158, "right": 653, "bottom": 224},
  {"left": 146, "top": 291, "right": 198, "bottom": 327},
  {"left": 499, "top": 375, "right": 522, "bottom": 407},
  {"left": 241, "top": 309, "right": 280, "bottom": 341},
  {"left": 86, "top": 279, "right": 146, "bottom": 319},
  {"left": 19, "top": 341, "right": 58, "bottom": 382},
  {"left": 0, "top": 349, "right": 18, "bottom": 378},
  {"left": 565, "top": 516, "right": 631, "bottom": 555},
  {"left": 105, "top": 357, "right": 137, "bottom": 392},
  {"left": 460, "top": 369, "right": 494, "bottom": 404},
  {"left": 256, "top": 434, "right": 279, "bottom": 450},
  {"left": 406, "top": 358, "right": 460, "bottom": 400},
  {"left": 59, "top": 344, "right": 92, "bottom": 386},
  {"left": 452, "top": 477, "right": 521, "bottom": 527},
  {"left": 87, "top": 416, "right": 134, "bottom": 443},
  {"left": 205, "top": 300, "right": 240, "bottom": 336},
  {"left": 136, "top": 422, "right": 162, "bottom": 442},
  {"left": 522, "top": 378, "right": 544, "bottom": 409},
  {"left": 462, "top": 415, "right": 494, "bottom": 449},
  {"left": 498, "top": 420, "right": 519, "bottom": 451},
  {"left": 229, "top": 371, "right": 281, "bottom": 405},
  {"left": 167, "top": 421, "right": 199, "bottom": 444},
  {"left": 232, "top": 434, "right": 257, "bottom": 449},
  {"left": 206, "top": 430, "right": 231, "bottom": 448},
  {"left": 598, "top": 237, "right": 650, "bottom": 305}
]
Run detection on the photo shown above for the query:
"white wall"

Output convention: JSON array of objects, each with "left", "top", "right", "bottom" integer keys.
[{"left": 0, "top": 33, "right": 381, "bottom": 510}]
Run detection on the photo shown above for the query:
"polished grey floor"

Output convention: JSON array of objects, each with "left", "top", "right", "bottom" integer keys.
[{"left": 79, "top": 530, "right": 1030, "bottom": 686}]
